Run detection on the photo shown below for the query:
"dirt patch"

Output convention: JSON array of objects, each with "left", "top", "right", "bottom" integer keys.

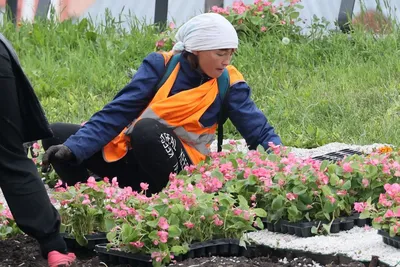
[
  {"left": 0, "top": 234, "right": 101, "bottom": 267},
  {"left": 170, "top": 256, "right": 366, "bottom": 267}
]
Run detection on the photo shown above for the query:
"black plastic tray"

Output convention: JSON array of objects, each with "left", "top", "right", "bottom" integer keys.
[
  {"left": 378, "top": 230, "right": 400, "bottom": 249},
  {"left": 61, "top": 232, "right": 108, "bottom": 250},
  {"left": 95, "top": 239, "right": 243, "bottom": 267},
  {"left": 263, "top": 215, "right": 364, "bottom": 237},
  {"left": 312, "top": 148, "right": 363, "bottom": 162},
  {"left": 95, "top": 239, "right": 392, "bottom": 267}
]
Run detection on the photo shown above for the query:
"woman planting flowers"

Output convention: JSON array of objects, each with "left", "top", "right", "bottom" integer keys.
[{"left": 42, "top": 13, "right": 282, "bottom": 193}]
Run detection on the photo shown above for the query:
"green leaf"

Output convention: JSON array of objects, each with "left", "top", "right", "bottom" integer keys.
[
  {"left": 255, "top": 217, "right": 264, "bottom": 230},
  {"left": 146, "top": 220, "right": 158, "bottom": 228},
  {"left": 342, "top": 180, "right": 351, "bottom": 190},
  {"left": 271, "top": 195, "right": 284, "bottom": 210},
  {"left": 290, "top": 12, "right": 300, "bottom": 19},
  {"left": 238, "top": 195, "right": 249, "bottom": 209},
  {"left": 329, "top": 174, "right": 340, "bottom": 186},
  {"left": 253, "top": 208, "right": 267, "bottom": 218},
  {"left": 293, "top": 187, "right": 307, "bottom": 195},
  {"left": 168, "top": 225, "right": 182, "bottom": 238},
  {"left": 320, "top": 160, "right": 329, "bottom": 171},
  {"left": 106, "top": 231, "right": 116, "bottom": 242},
  {"left": 311, "top": 226, "right": 318, "bottom": 234},
  {"left": 170, "top": 246, "right": 187, "bottom": 255}
]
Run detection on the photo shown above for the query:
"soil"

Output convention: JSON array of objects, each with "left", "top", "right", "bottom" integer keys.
[{"left": 0, "top": 235, "right": 368, "bottom": 267}]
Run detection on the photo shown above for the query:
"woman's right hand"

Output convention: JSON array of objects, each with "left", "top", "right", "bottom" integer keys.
[{"left": 42, "top": 145, "right": 75, "bottom": 172}]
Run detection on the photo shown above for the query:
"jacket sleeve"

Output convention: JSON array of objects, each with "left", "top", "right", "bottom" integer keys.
[
  {"left": 64, "top": 52, "right": 165, "bottom": 163},
  {"left": 226, "top": 81, "right": 282, "bottom": 150}
]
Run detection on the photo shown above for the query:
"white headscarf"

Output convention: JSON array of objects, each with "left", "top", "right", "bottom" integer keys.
[{"left": 172, "top": 13, "right": 238, "bottom": 52}]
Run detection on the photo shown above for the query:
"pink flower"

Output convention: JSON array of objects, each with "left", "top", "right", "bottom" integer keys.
[
  {"left": 157, "top": 231, "right": 168, "bottom": 243},
  {"left": 168, "top": 22, "right": 175, "bottom": 29},
  {"left": 54, "top": 179, "right": 63, "bottom": 188},
  {"left": 337, "top": 190, "right": 347, "bottom": 196},
  {"left": 233, "top": 208, "right": 243, "bottom": 216},
  {"left": 140, "top": 182, "right": 149, "bottom": 191},
  {"left": 151, "top": 210, "right": 159, "bottom": 217},
  {"left": 326, "top": 195, "right": 336, "bottom": 204},
  {"left": 112, "top": 177, "right": 119, "bottom": 187},
  {"left": 32, "top": 142, "right": 41, "bottom": 150},
  {"left": 260, "top": 26, "right": 267, "bottom": 32},
  {"left": 342, "top": 163, "right": 353, "bottom": 173},
  {"left": 158, "top": 217, "right": 169, "bottom": 230},
  {"left": 354, "top": 202, "right": 367, "bottom": 213},
  {"left": 153, "top": 240, "right": 159, "bottom": 246},
  {"left": 130, "top": 241, "right": 144, "bottom": 248},
  {"left": 280, "top": 20, "right": 286, "bottom": 25},
  {"left": 286, "top": 193, "right": 298, "bottom": 201},
  {"left": 362, "top": 178, "right": 369, "bottom": 188},
  {"left": 86, "top": 176, "right": 97, "bottom": 189},
  {"left": 384, "top": 209, "right": 395, "bottom": 218},
  {"left": 184, "top": 222, "right": 194, "bottom": 229},
  {"left": 250, "top": 194, "right": 257, "bottom": 202}
]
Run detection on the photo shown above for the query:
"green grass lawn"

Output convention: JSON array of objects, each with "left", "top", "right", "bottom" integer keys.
[{"left": 2, "top": 16, "right": 400, "bottom": 149}]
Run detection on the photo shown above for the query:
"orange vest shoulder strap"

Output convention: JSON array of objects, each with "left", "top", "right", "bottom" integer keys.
[{"left": 226, "top": 65, "right": 245, "bottom": 86}]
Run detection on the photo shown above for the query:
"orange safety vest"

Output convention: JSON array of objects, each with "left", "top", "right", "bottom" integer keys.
[{"left": 102, "top": 52, "right": 244, "bottom": 165}]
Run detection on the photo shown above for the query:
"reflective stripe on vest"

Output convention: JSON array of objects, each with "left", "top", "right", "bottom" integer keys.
[{"left": 139, "top": 107, "right": 214, "bottom": 155}]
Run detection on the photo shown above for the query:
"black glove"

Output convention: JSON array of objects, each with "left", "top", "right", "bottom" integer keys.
[{"left": 42, "top": 145, "right": 75, "bottom": 172}]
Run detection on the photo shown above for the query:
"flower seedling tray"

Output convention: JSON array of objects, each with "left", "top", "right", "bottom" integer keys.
[
  {"left": 95, "top": 241, "right": 392, "bottom": 267},
  {"left": 263, "top": 216, "right": 360, "bottom": 237},
  {"left": 350, "top": 212, "right": 372, "bottom": 227},
  {"left": 378, "top": 230, "right": 400, "bottom": 249},
  {"left": 95, "top": 239, "right": 247, "bottom": 266},
  {"left": 312, "top": 148, "right": 363, "bottom": 162},
  {"left": 61, "top": 232, "right": 108, "bottom": 250}
]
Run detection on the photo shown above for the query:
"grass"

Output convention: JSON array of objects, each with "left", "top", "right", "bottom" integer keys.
[{"left": 1, "top": 14, "right": 400, "bottom": 149}]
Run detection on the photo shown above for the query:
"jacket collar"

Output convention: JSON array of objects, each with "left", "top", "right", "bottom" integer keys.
[{"left": 179, "top": 52, "right": 212, "bottom": 86}]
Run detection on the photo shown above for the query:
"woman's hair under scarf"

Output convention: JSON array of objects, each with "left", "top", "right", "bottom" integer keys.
[{"left": 172, "top": 13, "right": 238, "bottom": 53}]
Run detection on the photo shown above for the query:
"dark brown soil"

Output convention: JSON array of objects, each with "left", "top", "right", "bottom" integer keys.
[
  {"left": 0, "top": 235, "right": 367, "bottom": 267},
  {"left": 0, "top": 234, "right": 100, "bottom": 267},
  {"left": 170, "top": 256, "right": 366, "bottom": 267}
]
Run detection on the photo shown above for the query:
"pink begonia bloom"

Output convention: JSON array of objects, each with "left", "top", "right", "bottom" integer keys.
[
  {"left": 158, "top": 217, "right": 169, "bottom": 230},
  {"left": 169, "top": 22, "right": 175, "bottom": 29},
  {"left": 157, "top": 231, "right": 168, "bottom": 243},
  {"left": 54, "top": 179, "right": 63, "bottom": 188},
  {"left": 130, "top": 241, "right": 144, "bottom": 248},
  {"left": 286, "top": 193, "right": 298, "bottom": 201},
  {"left": 306, "top": 204, "right": 313, "bottom": 209},
  {"left": 233, "top": 208, "right": 243, "bottom": 216},
  {"left": 153, "top": 240, "right": 159, "bottom": 246},
  {"left": 184, "top": 222, "right": 194, "bottom": 229},
  {"left": 86, "top": 176, "right": 97, "bottom": 188},
  {"left": 140, "top": 182, "right": 149, "bottom": 191},
  {"left": 384, "top": 209, "right": 395, "bottom": 218},
  {"left": 362, "top": 178, "right": 369, "bottom": 188},
  {"left": 264, "top": 1, "right": 272, "bottom": 6},
  {"left": 251, "top": 194, "right": 257, "bottom": 202},
  {"left": 32, "top": 142, "right": 41, "bottom": 150},
  {"left": 379, "top": 194, "right": 393, "bottom": 207},
  {"left": 111, "top": 177, "right": 119, "bottom": 187},
  {"left": 254, "top": 0, "right": 262, "bottom": 4},
  {"left": 151, "top": 210, "right": 159, "bottom": 217},
  {"left": 326, "top": 195, "right": 336, "bottom": 204},
  {"left": 200, "top": 215, "right": 206, "bottom": 220},
  {"left": 342, "top": 163, "right": 353, "bottom": 173},
  {"left": 337, "top": 190, "right": 347, "bottom": 196},
  {"left": 280, "top": 20, "right": 286, "bottom": 25},
  {"left": 82, "top": 199, "right": 91, "bottom": 205},
  {"left": 103, "top": 177, "right": 110, "bottom": 183},
  {"left": 354, "top": 202, "right": 367, "bottom": 213},
  {"left": 151, "top": 251, "right": 162, "bottom": 262}
]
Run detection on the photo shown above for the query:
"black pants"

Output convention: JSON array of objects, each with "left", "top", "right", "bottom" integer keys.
[
  {"left": 0, "top": 43, "right": 67, "bottom": 258},
  {"left": 42, "top": 118, "right": 192, "bottom": 194}
]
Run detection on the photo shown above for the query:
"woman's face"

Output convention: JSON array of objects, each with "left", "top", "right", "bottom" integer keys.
[{"left": 192, "top": 49, "right": 235, "bottom": 78}]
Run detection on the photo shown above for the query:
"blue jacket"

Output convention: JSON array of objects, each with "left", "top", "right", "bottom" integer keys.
[{"left": 64, "top": 52, "right": 282, "bottom": 163}]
